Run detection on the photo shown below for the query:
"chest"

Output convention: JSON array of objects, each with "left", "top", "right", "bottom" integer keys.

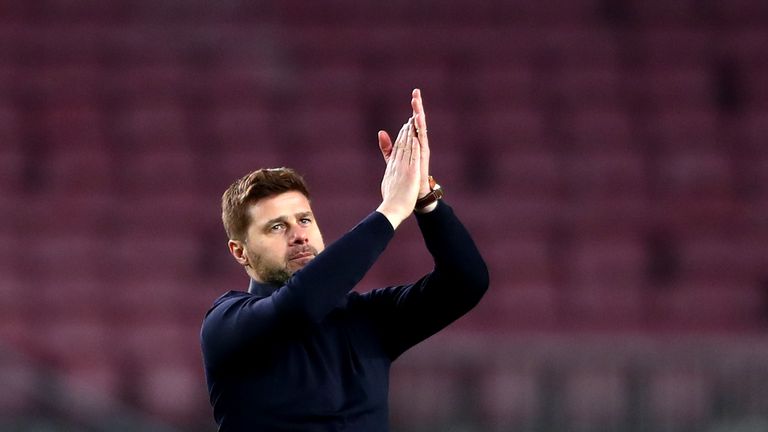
[{"left": 242, "top": 310, "right": 392, "bottom": 413}]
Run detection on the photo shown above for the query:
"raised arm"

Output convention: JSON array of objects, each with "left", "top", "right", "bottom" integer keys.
[
  {"left": 364, "top": 90, "right": 489, "bottom": 358},
  {"left": 202, "top": 114, "right": 424, "bottom": 369}
]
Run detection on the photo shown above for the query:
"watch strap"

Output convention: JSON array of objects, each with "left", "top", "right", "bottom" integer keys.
[{"left": 415, "top": 176, "right": 444, "bottom": 210}]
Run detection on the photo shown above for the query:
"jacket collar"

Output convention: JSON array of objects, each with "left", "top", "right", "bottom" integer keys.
[{"left": 248, "top": 279, "right": 281, "bottom": 297}]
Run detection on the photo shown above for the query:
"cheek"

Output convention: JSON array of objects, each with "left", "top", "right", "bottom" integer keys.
[
  {"left": 311, "top": 229, "right": 325, "bottom": 251},
  {"left": 246, "top": 240, "right": 284, "bottom": 263}
]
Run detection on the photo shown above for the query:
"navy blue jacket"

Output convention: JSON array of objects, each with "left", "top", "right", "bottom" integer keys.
[{"left": 201, "top": 201, "right": 489, "bottom": 431}]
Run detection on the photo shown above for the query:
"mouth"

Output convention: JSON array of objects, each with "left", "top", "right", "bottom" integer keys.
[
  {"left": 288, "top": 248, "right": 316, "bottom": 263},
  {"left": 290, "top": 252, "right": 314, "bottom": 261}
]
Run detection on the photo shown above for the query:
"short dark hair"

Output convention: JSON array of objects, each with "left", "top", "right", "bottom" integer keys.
[{"left": 221, "top": 167, "right": 310, "bottom": 241}]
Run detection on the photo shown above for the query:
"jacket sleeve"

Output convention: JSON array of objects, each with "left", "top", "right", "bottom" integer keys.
[
  {"left": 201, "top": 211, "right": 394, "bottom": 369},
  {"left": 363, "top": 201, "right": 490, "bottom": 360}
]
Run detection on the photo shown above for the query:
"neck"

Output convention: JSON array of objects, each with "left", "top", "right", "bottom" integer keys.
[{"left": 248, "top": 278, "right": 280, "bottom": 296}]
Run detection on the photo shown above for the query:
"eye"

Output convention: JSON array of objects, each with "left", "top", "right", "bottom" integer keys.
[
  {"left": 269, "top": 223, "right": 286, "bottom": 232},
  {"left": 299, "top": 217, "right": 312, "bottom": 225}
]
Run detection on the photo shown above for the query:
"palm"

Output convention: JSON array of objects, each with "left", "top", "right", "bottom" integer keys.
[{"left": 378, "top": 89, "right": 431, "bottom": 198}]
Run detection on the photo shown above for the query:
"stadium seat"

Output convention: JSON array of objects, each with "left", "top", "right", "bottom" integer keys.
[
  {"left": 478, "top": 363, "right": 540, "bottom": 431},
  {"left": 647, "top": 368, "right": 711, "bottom": 430},
  {"left": 563, "top": 366, "right": 627, "bottom": 430}
]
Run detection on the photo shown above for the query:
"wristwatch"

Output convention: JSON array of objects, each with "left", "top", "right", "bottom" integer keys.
[{"left": 415, "top": 176, "right": 444, "bottom": 210}]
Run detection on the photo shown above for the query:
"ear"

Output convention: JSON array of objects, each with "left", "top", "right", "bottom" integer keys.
[{"left": 228, "top": 240, "right": 249, "bottom": 267}]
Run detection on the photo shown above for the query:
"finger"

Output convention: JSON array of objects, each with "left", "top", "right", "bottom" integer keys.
[
  {"left": 391, "top": 120, "right": 410, "bottom": 164},
  {"left": 378, "top": 130, "right": 393, "bottom": 162},
  {"left": 412, "top": 89, "right": 420, "bottom": 117},
  {"left": 411, "top": 89, "right": 428, "bottom": 139},
  {"left": 400, "top": 118, "right": 414, "bottom": 163},
  {"left": 411, "top": 89, "right": 425, "bottom": 119},
  {"left": 410, "top": 126, "right": 420, "bottom": 167}
]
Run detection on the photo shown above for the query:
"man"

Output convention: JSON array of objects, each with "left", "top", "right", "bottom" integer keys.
[{"left": 200, "top": 89, "right": 489, "bottom": 431}]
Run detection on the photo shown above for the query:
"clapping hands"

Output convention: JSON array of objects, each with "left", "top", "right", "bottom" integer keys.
[{"left": 376, "top": 89, "right": 433, "bottom": 229}]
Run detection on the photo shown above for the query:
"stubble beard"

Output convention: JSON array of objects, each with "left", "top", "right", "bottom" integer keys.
[
  {"left": 250, "top": 253, "right": 293, "bottom": 286},
  {"left": 248, "top": 245, "right": 318, "bottom": 286}
]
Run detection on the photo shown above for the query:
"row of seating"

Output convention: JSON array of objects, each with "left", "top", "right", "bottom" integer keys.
[{"left": 7, "top": 330, "right": 768, "bottom": 430}]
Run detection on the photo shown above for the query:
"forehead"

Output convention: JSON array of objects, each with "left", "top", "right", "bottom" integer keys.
[{"left": 246, "top": 191, "right": 313, "bottom": 223}]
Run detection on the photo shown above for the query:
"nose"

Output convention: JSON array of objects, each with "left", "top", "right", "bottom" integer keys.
[{"left": 288, "top": 224, "right": 309, "bottom": 245}]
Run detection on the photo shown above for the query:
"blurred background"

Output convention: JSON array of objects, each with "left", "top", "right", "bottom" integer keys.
[{"left": 1, "top": 0, "right": 768, "bottom": 431}]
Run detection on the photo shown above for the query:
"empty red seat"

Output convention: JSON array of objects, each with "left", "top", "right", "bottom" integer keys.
[
  {"left": 677, "top": 234, "right": 768, "bottom": 282},
  {"left": 34, "top": 318, "right": 111, "bottom": 369},
  {"left": 472, "top": 64, "right": 537, "bottom": 109},
  {"left": 566, "top": 151, "right": 647, "bottom": 201},
  {"left": 474, "top": 280, "right": 560, "bottom": 331},
  {"left": 551, "top": 66, "right": 624, "bottom": 110},
  {"left": 496, "top": 149, "right": 563, "bottom": 199},
  {"left": 428, "top": 148, "right": 471, "bottom": 194},
  {"left": 563, "top": 366, "right": 627, "bottom": 429},
  {"left": 110, "top": 233, "right": 203, "bottom": 280},
  {"left": 114, "top": 190, "right": 219, "bottom": 235},
  {"left": 636, "top": 68, "right": 713, "bottom": 110},
  {"left": 658, "top": 279, "right": 764, "bottom": 329},
  {"left": 366, "top": 223, "right": 434, "bottom": 285},
  {"left": 59, "top": 362, "right": 123, "bottom": 410},
  {"left": 108, "top": 276, "right": 214, "bottom": 326},
  {"left": 0, "top": 150, "right": 24, "bottom": 196},
  {"left": 484, "top": 236, "right": 552, "bottom": 283},
  {"left": 408, "top": 106, "right": 462, "bottom": 152},
  {"left": 21, "top": 192, "right": 115, "bottom": 236},
  {"left": 648, "top": 369, "right": 711, "bottom": 430},
  {"left": 44, "top": 148, "right": 114, "bottom": 195},
  {"left": 474, "top": 107, "right": 548, "bottom": 150},
  {"left": 478, "top": 364, "right": 539, "bottom": 431},
  {"left": 35, "top": 277, "right": 111, "bottom": 321},
  {"left": 738, "top": 110, "right": 768, "bottom": 152},
  {"left": 0, "top": 356, "right": 39, "bottom": 418},
  {"left": 0, "top": 102, "right": 22, "bottom": 151},
  {"left": 137, "top": 362, "right": 209, "bottom": 425},
  {"left": 207, "top": 105, "right": 274, "bottom": 152},
  {"left": 121, "top": 149, "right": 198, "bottom": 194},
  {"left": 658, "top": 149, "right": 733, "bottom": 196},
  {"left": 707, "top": 0, "right": 768, "bottom": 23},
  {"left": 389, "top": 364, "right": 461, "bottom": 430},
  {"left": 564, "top": 108, "right": 636, "bottom": 150},
  {"left": 113, "top": 102, "right": 190, "bottom": 151},
  {"left": 564, "top": 235, "right": 646, "bottom": 326},
  {"left": 540, "top": 27, "right": 620, "bottom": 69},
  {"left": 286, "top": 105, "right": 368, "bottom": 152},
  {"left": 635, "top": 25, "right": 710, "bottom": 65},
  {"left": 291, "top": 148, "right": 379, "bottom": 197},
  {"left": 650, "top": 108, "right": 720, "bottom": 149}
]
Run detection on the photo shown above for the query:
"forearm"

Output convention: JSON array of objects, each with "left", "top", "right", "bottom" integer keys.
[{"left": 415, "top": 201, "right": 489, "bottom": 293}]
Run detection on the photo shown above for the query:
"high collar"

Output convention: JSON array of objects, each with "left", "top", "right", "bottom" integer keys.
[{"left": 248, "top": 279, "right": 281, "bottom": 297}]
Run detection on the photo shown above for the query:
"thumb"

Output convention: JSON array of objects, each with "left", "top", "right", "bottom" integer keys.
[{"left": 378, "top": 130, "right": 393, "bottom": 162}]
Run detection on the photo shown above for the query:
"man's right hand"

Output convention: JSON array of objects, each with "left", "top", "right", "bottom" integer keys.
[{"left": 376, "top": 117, "right": 422, "bottom": 229}]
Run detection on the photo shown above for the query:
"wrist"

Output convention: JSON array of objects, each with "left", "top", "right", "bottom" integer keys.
[
  {"left": 375, "top": 203, "right": 409, "bottom": 230},
  {"left": 414, "top": 200, "right": 438, "bottom": 214},
  {"left": 414, "top": 176, "right": 444, "bottom": 212}
]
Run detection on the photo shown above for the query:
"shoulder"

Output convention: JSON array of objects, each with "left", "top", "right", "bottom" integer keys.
[
  {"left": 346, "top": 285, "right": 408, "bottom": 312},
  {"left": 203, "top": 290, "right": 263, "bottom": 321}
]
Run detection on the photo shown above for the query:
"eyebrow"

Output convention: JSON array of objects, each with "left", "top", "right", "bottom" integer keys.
[{"left": 262, "top": 211, "right": 314, "bottom": 229}]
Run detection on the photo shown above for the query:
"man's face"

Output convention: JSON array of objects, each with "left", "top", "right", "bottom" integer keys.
[{"left": 240, "top": 191, "right": 325, "bottom": 285}]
